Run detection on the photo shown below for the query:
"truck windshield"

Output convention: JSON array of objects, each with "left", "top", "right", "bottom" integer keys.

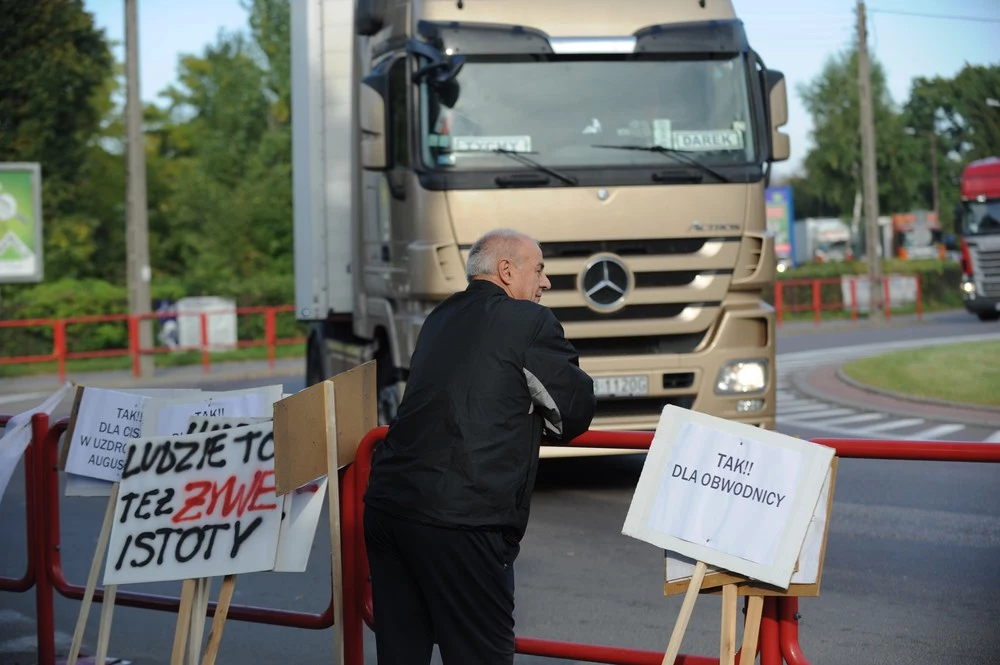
[
  {"left": 962, "top": 200, "right": 1000, "bottom": 236},
  {"left": 419, "top": 55, "right": 758, "bottom": 171}
]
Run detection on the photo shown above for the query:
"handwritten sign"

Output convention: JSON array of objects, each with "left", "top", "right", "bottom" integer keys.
[
  {"left": 141, "top": 386, "right": 283, "bottom": 438},
  {"left": 65, "top": 388, "right": 148, "bottom": 482},
  {"left": 103, "top": 422, "right": 283, "bottom": 585},
  {"left": 623, "top": 406, "right": 833, "bottom": 588}
]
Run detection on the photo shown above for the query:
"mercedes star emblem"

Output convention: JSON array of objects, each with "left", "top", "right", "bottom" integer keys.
[{"left": 580, "top": 254, "right": 632, "bottom": 312}]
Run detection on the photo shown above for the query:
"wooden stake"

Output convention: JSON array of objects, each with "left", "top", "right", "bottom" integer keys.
[
  {"left": 188, "top": 578, "right": 211, "bottom": 665},
  {"left": 326, "top": 383, "right": 346, "bottom": 665},
  {"left": 720, "top": 584, "right": 737, "bottom": 665},
  {"left": 93, "top": 584, "right": 117, "bottom": 665},
  {"left": 739, "top": 596, "right": 764, "bottom": 665},
  {"left": 66, "top": 483, "right": 119, "bottom": 665},
  {"left": 171, "top": 579, "right": 197, "bottom": 665},
  {"left": 662, "top": 560, "right": 707, "bottom": 665},
  {"left": 201, "top": 575, "right": 237, "bottom": 665}
]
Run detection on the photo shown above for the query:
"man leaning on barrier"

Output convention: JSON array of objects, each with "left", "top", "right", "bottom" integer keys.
[{"left": 363, "top": 228, "right": 597, "bottom": 664}]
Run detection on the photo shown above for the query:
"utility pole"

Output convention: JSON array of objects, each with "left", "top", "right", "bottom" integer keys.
[
  {"left": 857, "top": 0, "right": 883, "bottom": 319},
  {"left": 930, "top": 130, "right": 939, "bottom": 220},
  {"left": 125, "top": 0, "right": 154, "bottom": 377}
]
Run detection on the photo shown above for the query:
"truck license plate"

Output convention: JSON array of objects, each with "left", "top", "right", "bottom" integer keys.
[{"left": 594, "top": 375, "right": 649, "bottom": 397}]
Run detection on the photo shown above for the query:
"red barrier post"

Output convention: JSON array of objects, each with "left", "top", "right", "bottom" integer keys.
[
  {"left": 812, "top": 280, "right": 821, "bottom": 326},
  {"left": 779, "top": 597, "right": 810, "bottom": 665},
  {"left": 129, "top": 315, "right": 141, "bottom": 377},
  {"left": 775, "top": 282, "right": 784, "bottom": 328},
  {"left": 759, "top": 597, "right": 781, "bottom": 665},
  {"left": 849, "top": 279, "right": 858, "bottom": 321},
  {"left": 883, "top": 276, "right": 891, "bottom": 321},
  {"left": 266, "top": 307, "right": 277, "bottom": 368},
  {"left": 53, "top": 320, "right": 67, "bottom": 383},
  {"left": 32, "top": 413, "right": 56, "bottom": 665},
  {"left": 200, "top": 312, "right": 210, "bottom": 373},
  {"left": 915, "top": 274, "right": 923, "bottom": 321}
]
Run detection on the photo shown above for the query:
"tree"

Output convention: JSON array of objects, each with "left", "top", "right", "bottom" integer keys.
[
  {"left": 904, "top": 65, "right": 1000, "bottom": 232},
  {"left": 0, "top": 0, "right": 116, "bottom": 279},
  {"left": 795, "top": 46, "right": 923, "bottom": 224}
]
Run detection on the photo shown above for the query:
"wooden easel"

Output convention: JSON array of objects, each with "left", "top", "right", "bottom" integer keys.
[
  {"left": 169, "top": 575, "right": 238, "bottom": 665},
  {"left": 660, "top": 459, "right": 839, "bottom": 665}
]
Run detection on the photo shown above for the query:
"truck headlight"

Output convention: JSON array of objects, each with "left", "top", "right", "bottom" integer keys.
[
  {"left": 961, "top": 281, "right": 975, "bottom": 294},
  {"left": 715, "top": 360, "right": 767, "bottom": 394}
]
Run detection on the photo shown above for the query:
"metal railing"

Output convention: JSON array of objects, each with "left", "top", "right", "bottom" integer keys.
[{"left": 2, "top": 414, "right": 997, "bottom": 665}]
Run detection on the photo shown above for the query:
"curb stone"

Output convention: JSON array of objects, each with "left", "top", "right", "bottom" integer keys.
[{"left": 791, "top": 365, "right": 1000, "bottom": 429}]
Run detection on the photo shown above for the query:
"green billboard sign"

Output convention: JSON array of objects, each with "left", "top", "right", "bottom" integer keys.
[{"left": 0, "top": 163, "right": 43, "bottom": 283}]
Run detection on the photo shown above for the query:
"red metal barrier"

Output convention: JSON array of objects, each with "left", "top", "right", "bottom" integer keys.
[
  {"left": 775, "top": 275, "right": 923, "bottom": 327},
  {"left": 6, "top": 416, "right": 999, "bottom": 665},
  {"left": 0, "top": 415, "right": 37, "bottom": 593},
  {"left": 352, "top": 427, "right": 768, "bottom": 665},
  {"left": 0, "top": 306, "right": 306, "bottom": 381},
  {"left": 23, "top": 417, "right": 360, "bottom": 665}
]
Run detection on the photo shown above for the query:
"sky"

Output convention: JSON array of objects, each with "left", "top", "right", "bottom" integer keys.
[{"left": 83, "top": 0, "right": 999, "bottom": 177}]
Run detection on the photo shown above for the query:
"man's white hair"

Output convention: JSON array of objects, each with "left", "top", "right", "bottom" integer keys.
[{"left": 465, "top": 228, "right": 539, "bottom": 281}]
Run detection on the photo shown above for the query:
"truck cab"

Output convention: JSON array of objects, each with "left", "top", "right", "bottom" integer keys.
[
  {"left": 957, "top": 157, "right": 1000, "bottom": 321},
  {"left": 292, "top": 0, "right": 790, "bottom": 438}
]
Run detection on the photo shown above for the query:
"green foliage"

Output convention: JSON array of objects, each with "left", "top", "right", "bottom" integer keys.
[{"left": 793, "top": 46, "right": 923, "bottom": 221}]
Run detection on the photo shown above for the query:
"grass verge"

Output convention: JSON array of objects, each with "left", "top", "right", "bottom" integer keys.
[{"left": 841, "top": 340, "right": 1000, "bottom": 407}]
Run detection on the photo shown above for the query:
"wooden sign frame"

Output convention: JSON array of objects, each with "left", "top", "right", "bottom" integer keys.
[{"left": 272, "top": 359, "right": 377, "bottom": 665}]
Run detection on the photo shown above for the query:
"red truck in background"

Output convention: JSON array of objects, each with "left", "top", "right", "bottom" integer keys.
[{"left": 958, "top": 157, "right": 1000, "bottom": 321}]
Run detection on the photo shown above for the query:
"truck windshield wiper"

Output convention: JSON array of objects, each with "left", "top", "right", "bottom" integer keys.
[
  {"left": 591, "top": 144, "right": 731, "bottom": 183},
  {"left": 461, "top": 147, "right": 578, "bottom": 186}
]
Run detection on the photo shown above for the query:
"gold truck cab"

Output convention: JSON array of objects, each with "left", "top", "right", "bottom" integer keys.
[{"left": 298, "top": 0, "right": 789, "bottom": 442}]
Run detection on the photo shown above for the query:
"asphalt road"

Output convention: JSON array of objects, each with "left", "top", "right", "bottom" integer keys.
[{"left": 1, "top": 312, "right": 998, "bottom": 664}]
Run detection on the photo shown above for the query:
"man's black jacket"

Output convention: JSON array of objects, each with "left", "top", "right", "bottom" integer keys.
[{"left": 363, "top": 280, "right": 596, "bottom": 542}]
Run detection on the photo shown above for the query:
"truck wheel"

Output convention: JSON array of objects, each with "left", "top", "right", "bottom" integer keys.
[
  {"left": 306, "top": 335, "right": 330, "bottom": 386},
  {"left": 977, "top": 311, "right": 1000, "bottom": 322}
]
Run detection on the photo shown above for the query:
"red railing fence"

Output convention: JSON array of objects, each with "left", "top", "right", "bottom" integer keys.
[
  {"left": 775, "top": 274, "right": 922, "bottom": 327},
  {"left": 0, "top": 306, "right": 305, "bottom": 382},
  {"left": 2, "top": 415, "right": 996, "bottom": 665}
]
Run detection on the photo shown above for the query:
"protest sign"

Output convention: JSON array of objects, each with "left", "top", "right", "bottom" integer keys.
[
  {"left": 623, "top": 405, "right": 834, "bottom": 589},
  {"left": 140, "top": 385, "right": 283, "bottom": 437},
  {"left": 103, "top": 421, "right": 283, "bottom": 586}
]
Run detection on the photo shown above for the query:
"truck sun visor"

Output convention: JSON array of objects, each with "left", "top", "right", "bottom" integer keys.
[
  {"left": 634, "top": 19, "right": 749, "bottom": 55},
  {"left": 416, "top": 20, "right": 554, "bottom": 56}
]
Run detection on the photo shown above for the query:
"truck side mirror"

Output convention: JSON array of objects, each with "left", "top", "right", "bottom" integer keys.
[
  {"left": 764, "top": 70, "right": 790, "bottom": 163},
  {"left": 360, "top": 75, "right": 389, "bottom": 171}
]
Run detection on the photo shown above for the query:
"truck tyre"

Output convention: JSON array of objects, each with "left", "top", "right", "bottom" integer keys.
[
  {"left": 375, "top": 334, "right": 400, "bottom": 426},
  {"left": 977, "top": 311, "right": 1000, "bottom": 322},
  {"left": 306, "top": 333, "right": 331, "bottom": 386}
]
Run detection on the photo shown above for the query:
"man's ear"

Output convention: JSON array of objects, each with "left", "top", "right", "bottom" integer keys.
[{"left": 497, "top": 258, "right": 514, "bottom": 285}]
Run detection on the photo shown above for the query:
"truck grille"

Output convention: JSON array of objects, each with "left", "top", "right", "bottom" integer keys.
[
  {"left": 536, "top": 238, "right": 741, "bottom": 344},
  {"left": 970, "top": 241, "right": 1000, "bottom": 298},
  {"left": 594, "top": 395, "right": 695, "bottom": 420}
]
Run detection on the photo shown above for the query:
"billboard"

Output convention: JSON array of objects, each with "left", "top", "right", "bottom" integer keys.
[
  {"left": 0, "top": 163, "right": 43, "bottom": 283},
  {"left": 765, "top": 185, "right": 796, "bottom": 267}
]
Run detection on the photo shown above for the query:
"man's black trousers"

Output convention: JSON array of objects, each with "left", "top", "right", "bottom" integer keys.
[{"left": 363, "top": 506, "right": 517, "bottom": 665}]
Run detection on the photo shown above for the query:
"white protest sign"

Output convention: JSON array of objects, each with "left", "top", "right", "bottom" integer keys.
[
  {"left": 103, "top": 422, "right": 283, "bottom": 585},
  {"left": 183, "top": 415, "right": 329, "bottom": 574},
  {"left": 141, "top": 385, "right": 283, "bottom": 438},
  {"left": 0, "top": 383, "right": 73, "bottom": 506},
  {"left": 665, "top": 462, "right": 835, "bottom": 586},
  {"left": 623, "top": 406, "right": 833, "bottom": 588},
  {"left": 64, "top": 388, "right": 149, "bottom": 482}
]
